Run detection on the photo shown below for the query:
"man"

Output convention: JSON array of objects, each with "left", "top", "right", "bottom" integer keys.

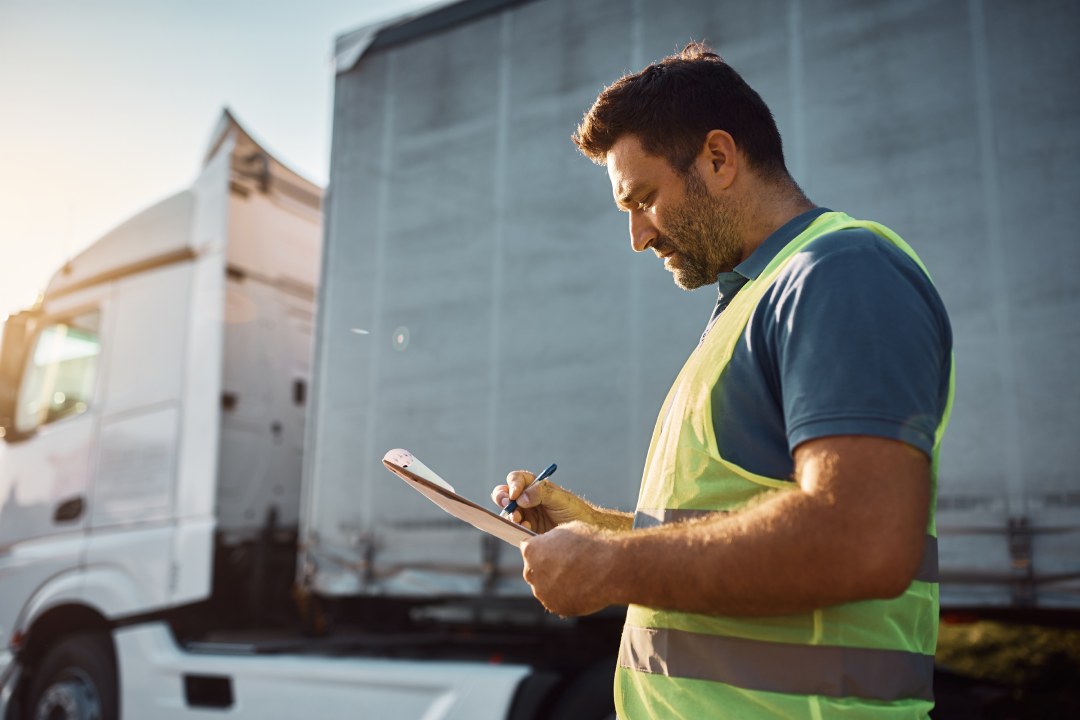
[{"left": 492, "top": 43, "right": 953, "bottom": 718}]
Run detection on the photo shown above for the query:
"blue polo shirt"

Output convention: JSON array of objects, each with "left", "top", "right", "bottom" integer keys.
[{"left": 709, "top": 208, "right": 952, "bottom": 480}]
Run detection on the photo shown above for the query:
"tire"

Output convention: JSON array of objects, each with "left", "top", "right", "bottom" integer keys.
[{"left": 27, "top": 631, "right": 118, "bottom": 720}]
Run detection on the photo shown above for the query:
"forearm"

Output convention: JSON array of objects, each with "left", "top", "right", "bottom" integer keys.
[
  {"left": 520, "top": 437, "right": 930, "bottom": 618},
  {"left": 601, "top": 489, "right": 918, "bottom": 616},
  {"left": 582, "top": 502, "right": 634, "bottom": 532}
]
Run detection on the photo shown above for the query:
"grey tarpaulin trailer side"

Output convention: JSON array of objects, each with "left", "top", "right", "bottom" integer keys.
[{"left": 306, "top": 0, "right": 1080, "bottom": 614}]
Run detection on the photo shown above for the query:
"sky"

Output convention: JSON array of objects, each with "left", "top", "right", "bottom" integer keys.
[{"left": 0, "top": 0, "right": 439, "bottom": 318}]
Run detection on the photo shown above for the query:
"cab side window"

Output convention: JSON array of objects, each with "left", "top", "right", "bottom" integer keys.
[{"left": 15, "top": 310, "right": 102, "bottom": 434}]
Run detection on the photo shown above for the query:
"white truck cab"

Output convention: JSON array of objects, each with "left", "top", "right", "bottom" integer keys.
[
  {"left": 0, "top": 111, "right": 329, "bottom": 718},
  {"left": 0, "top": 107, "right": 610, "bottom": 720},
  {"left": 0, "top": 108, "right": 545, "bottom": 720}
]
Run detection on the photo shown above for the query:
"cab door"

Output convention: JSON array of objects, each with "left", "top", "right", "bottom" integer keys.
[
  {"left": 0, "top": 303, "right": 105, "bottom": 543},
  {"left": 0, "top": 295, "right": 108, "bottom": 629}
]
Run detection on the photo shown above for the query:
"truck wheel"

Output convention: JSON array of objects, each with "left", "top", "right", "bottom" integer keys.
[{"left": 27, "top": 631, "right": 118, "bottom": 720}]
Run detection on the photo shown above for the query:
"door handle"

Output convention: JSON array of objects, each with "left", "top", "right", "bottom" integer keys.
[{"left": 54, "top": 495, "right": 85, "bottom": 522}]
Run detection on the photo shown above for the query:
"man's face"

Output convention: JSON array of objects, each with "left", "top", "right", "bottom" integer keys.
[{"left": 607, "top": 135, "right": 742, "bottom": 290}]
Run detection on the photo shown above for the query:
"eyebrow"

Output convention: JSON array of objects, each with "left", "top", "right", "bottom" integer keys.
[{"left": 614, "top": 184, "right": 642, "bottom": 210}]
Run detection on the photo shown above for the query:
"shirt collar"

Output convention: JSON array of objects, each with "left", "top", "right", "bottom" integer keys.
[{"left": 731, "top": 207, "right": 830, "bottom": 282}]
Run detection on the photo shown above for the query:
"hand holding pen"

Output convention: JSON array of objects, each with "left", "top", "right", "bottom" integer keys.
[
  {"left": 494, "top": 463, "right": 603, "bottom": 533},
  {"left": 499, "top": 463, "right": 558, "bottom": 519}
]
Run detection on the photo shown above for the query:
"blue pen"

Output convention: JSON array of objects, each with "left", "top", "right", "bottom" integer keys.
[{"left": 500, "top": 463, "right": 557, "bottom": 520}]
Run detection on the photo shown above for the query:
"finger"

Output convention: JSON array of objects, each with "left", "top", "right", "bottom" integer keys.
[
  {"left": 516, "top": 487, "right": 536, "bottom": 508},
  {"left": 491, "top": 484, "right": 510, "bottom": 507},
  {"left": 516, "top": 481, "right": 548, "bottom": 509},
  {"left": 508, "top": 470, "right": 540, "bottom": 500},
  {"left": 505, "top": 470, "right": 534, "bottom": 500},
  {"left": 520, "top": 518, "right": 532, "bottom": 531}
]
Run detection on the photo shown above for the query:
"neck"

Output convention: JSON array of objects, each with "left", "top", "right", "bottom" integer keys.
[{"left": 736, "top": 178, "right": 815, "bottom": 263}]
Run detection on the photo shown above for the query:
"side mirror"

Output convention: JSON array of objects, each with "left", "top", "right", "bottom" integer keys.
[{"left": 0, "top": 310, "right": 38, "bottom": 439}]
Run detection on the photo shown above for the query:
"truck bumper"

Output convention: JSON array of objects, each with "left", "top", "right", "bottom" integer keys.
[{"left": 117, "top": 622, "right": 533, "bottom": 719}]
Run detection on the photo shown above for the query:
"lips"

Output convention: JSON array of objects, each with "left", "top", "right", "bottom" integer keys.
[{"left": 653, "top": 243, "right": 678, "bottom": 268}]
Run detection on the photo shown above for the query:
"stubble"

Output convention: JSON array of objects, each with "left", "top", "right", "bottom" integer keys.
[{"left": 662, "top": 171, "right": 743, "bottom": 290}]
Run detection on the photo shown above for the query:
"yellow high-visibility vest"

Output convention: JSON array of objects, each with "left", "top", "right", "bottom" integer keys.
[{"left": 615, "top": 211, "right": 955, "bottom": 719}]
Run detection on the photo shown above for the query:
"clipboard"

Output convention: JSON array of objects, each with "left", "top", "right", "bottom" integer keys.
[{"left": 382, "top": 449, "right": 536, "bottom": 547}]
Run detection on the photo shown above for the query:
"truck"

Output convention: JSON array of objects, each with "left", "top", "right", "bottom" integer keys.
[
  {"left": 0, "top": 110, "right": 618, "bottom": 720},
  {"left": 3, "top": 0, "right": 1079, "bottom": 718}
]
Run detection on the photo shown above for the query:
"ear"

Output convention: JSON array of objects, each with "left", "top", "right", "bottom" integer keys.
[{"left": 699, "top": 130, "right": 738, "bottom": 190}]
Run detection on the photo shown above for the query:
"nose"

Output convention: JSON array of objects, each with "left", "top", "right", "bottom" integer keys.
[{"left": 629, "top": 210, "right": 658, "bottom": 253}]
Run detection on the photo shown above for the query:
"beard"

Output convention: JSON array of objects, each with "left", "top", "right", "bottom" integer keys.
[{"left": 657, "top": 170, "right": 743, "bottom": 290}]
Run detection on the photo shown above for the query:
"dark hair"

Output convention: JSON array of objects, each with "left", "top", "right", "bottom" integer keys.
[{"left": 573, "top": 42, "right": 788, "bottom": 179}]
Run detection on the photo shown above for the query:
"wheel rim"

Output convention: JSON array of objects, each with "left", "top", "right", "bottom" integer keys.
[{"left": 34, "top": 668, "right": 102, "bottom": 720}]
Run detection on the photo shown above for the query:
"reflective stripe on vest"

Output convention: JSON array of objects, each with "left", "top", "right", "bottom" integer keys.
[
  {"left": 619, "top": 625, "right": 935, "bottom": 702},
  {"left": 617, "top": 212, "right": 954, "bottom": 717},
  {"left": 633, "top": 509, "right": 940, "bottom": 583}
]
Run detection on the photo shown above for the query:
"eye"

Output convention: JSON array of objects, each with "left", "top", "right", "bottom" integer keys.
[{"left": 637, "top": 194, "right": 654, "bottom": 211}]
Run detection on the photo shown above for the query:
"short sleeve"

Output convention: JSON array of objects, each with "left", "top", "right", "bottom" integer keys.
[{"left": 761, "top": 229, "right": 952, "bottom": 457}]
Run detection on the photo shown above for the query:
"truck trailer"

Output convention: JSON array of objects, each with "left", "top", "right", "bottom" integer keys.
[
  {"left": 316, "top": 0, "right": 1080, "bottom": 613},
  {"left": 2, "top": 0, "right": 1079, "bottom": 718}
]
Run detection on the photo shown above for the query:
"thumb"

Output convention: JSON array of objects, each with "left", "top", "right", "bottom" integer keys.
[
  {"left": 505, "top": 470, "right": 536, "bottom": 501},
  {"left": 517, "top": 479, "right": 561, "bottom": 509}
]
